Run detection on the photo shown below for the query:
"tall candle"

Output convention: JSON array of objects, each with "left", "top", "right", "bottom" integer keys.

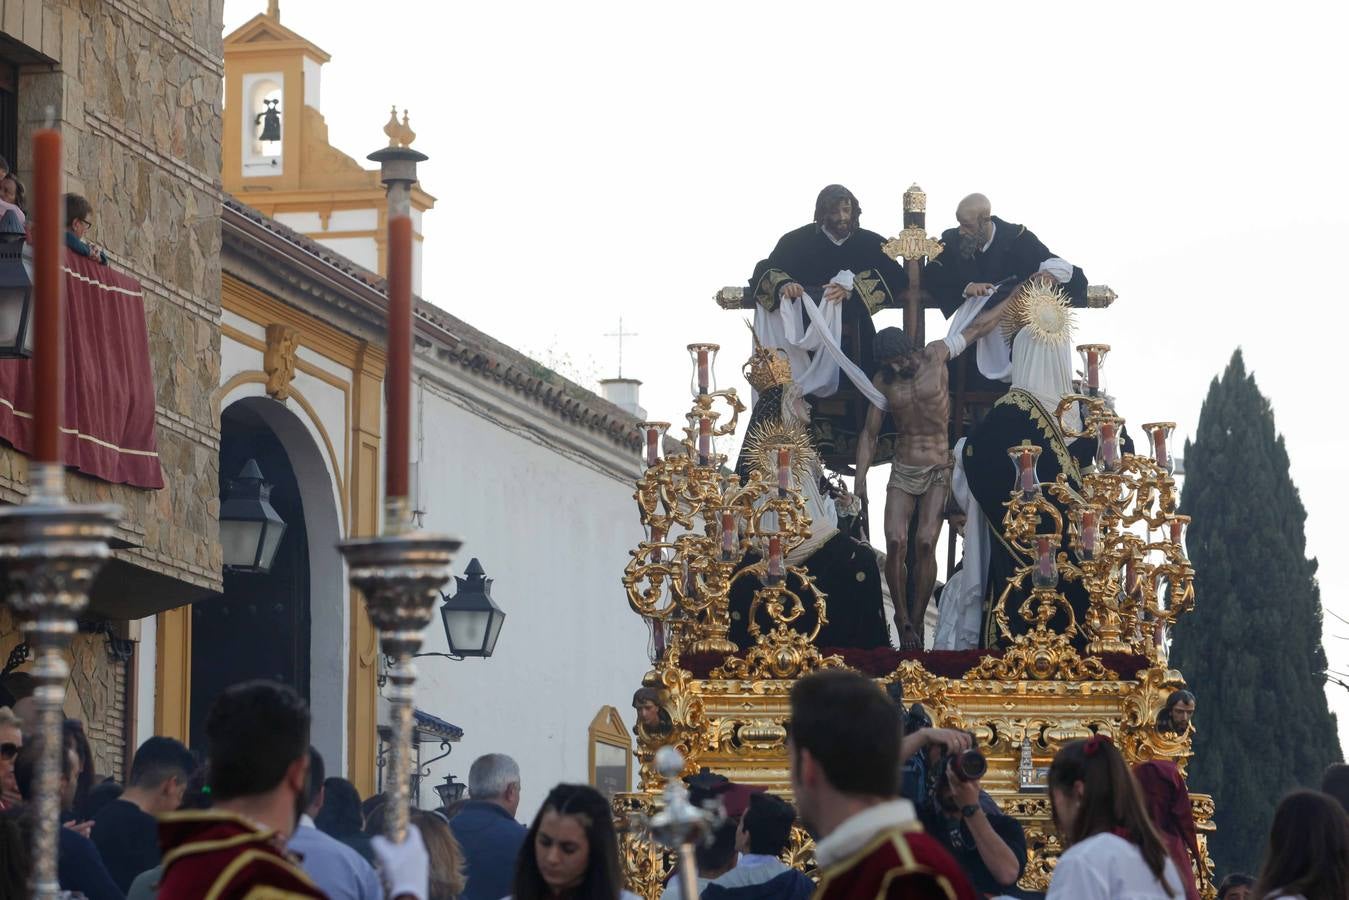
[
  {"left": 697, "top": 348, "right": 709, "bottom": 395},
  {"left": 648, "top": 524, "right": 665, "bottom": 564},
  {"left": 767, "top": 535, "right": 783, "bottom": 582},
  {"left": 777, "top": 447, "right": 791, "bottom": 496},
  {"left": 1081, "top": 508, "right": 1098, "bottom": 558},
  {"left": 33, "top": 128, "right": 62, "bottom": 463},
  {"left": 385, "top": 213, "right": 413, "bottom": 499},
  {"left": 1086, "top": 349, "right": 1100, "bottom": 394},
  {"left": 1169, "top": 518, "right": 1185, "bottom": 547},
  {"left": 1019, "top": 449, "right": 1036, "bottom": 496},
  {"left": 698, "top": 416, "right": 711, "bottom": 465},
  {"left": 1033, "top": 535, "right": 1056, "bottom": 588},
  {"left": 645, "top": 426, "right": 659, "bottom": 467},
  {"left": 1153, "top": 428, "right": 1168, "bottom": 469},
  {"left": 1100, "top": 421, "right": 1120, "bottom": 469},
  {"left": 720, "top": 509, "right": 735, "bottom": 561},
  {"left": 1125, "top": 557, "right": 1138, "bottom": 596}
]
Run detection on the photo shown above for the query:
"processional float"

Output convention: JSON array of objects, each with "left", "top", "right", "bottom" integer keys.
[{"left": 617, "top": 188, "right": 1212, "bottom": 899}]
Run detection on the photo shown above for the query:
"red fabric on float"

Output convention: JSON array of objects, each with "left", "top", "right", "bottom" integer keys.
[{"left": 0, "top": 248, "right": 163, "bottom": 488}]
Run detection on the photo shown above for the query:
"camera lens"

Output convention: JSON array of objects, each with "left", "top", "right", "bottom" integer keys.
[{"left": 955, "top": 749, "right": 987, "bottom": 781}]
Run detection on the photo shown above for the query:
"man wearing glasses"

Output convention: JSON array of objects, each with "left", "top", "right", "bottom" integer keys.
[{"left": 65, "top": 193, "right": 108, "bottom": 264}]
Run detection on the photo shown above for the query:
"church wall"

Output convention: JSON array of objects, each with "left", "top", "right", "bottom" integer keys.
[{"left": 411, "top": 366, "right": 649, "bottom": 819}]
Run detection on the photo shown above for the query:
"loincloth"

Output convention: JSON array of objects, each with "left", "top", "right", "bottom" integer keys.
[{"left": 887, "top": 456, "right": 953, "bottom": 497}]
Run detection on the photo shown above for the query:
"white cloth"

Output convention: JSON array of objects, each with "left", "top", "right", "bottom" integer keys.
[
  {"left": 813, "top": 799, "right": 920, "bottom": 869},
  {"left": 1045, "top": 833, "right": 1182, "bottom": 900},
  {"left": 753, "top": 273, "right": 887, "bottom": 410},
  {"left": 945, "top": 290, "right": 1012, "bottom": 382},
  {"left": 1010, "top": 326, "right": 1082, "bottom": 433},
  {"left": 372, "top": 823, "right": 429, "bottom": 900},
  {"left": 933, "top": 438, "right": 987, "bottom": 651},
  {"left": 1038, "top": 256, "right": 1073, "bottom": 283}
]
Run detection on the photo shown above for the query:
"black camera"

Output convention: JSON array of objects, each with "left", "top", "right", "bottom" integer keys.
[{"left": 938, "top": 747, "right": 988, "bottom": 785}]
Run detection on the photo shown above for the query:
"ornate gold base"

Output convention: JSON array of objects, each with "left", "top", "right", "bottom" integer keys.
[{"left": 618, "top": 656, "right": 1214, "bottom": 899}]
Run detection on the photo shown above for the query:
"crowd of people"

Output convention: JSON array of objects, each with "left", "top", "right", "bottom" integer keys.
[{"left": 0, "top": 669, "right": 1346, "bottom": 899}]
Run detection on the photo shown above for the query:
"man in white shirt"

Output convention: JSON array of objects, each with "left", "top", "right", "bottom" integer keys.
[{"left": 287, "top": 747, "right": 383, "bottom": 900}]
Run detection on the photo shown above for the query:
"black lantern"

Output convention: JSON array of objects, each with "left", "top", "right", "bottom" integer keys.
[
  {"left": 220, "top": 459, "right": 287, "bottom": 573},
  {"left": 439, "top": 558, "right": 505, "bottom": 658},
  {"left": 433, "top": 774, "right": 467, "bottom": 808},
  {"left": 0, "top": 210, "right": 33, "bottom": 359}
]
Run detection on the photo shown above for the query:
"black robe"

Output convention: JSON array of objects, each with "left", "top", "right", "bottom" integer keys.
[
  {"left": 925, "top": 216, "right": 1089, "bottom": 317},
  {"left": 748, "top": 224, "right": 909, "bottom": 380},
  {"left": 963, "top": 389, "right": 1095, "bottom": 648}
]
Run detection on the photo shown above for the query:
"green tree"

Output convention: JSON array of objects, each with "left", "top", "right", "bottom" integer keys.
[{"left": 1170, "top": 349, "right": 1342, "bottom": 876}]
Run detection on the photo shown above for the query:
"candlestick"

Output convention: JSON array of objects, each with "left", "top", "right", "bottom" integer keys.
[
  {"left": 1007, "top": 443, "right": 1042, "bottom": 500},
  {"left": 719, "top": 508, "right": 736, "bottom": 561},
  {"left": 1032, "top": 534, "right": 1057, "bottom": 589},
  {"left": 1099, "top": 419, "right": 1121, "bottom": 471},
  {"left": 698, "top": 416, "right": 711, "bottom": 466},
  {"left": 640, "top": 421, "right": 669, "bottom": 468},
  {"left": 1143, "top": 422, "right": 1176, "bottom": 475},
  {"left": 367, "top": 139, "right": 427, "bottom": 532},
  {"left": 1077, "top": 506, "right": 1100, "bottom": 559},
  {"left": 1077, "top": 344, "right": 1109, "bottom": 398},
  {"left": 767, "top": 534, "right": 783, "bottom": 583},
  {"left": 1168, "top": 515, "right": 1189, "bottom": 550},
  {"left": 33, "top": 128, "right": 61, "bottom": 463},
  {"left": 687, "top": 343, "right": 719, "bottom": 398}
]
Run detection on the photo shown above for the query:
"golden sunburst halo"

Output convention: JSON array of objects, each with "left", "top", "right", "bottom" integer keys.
[
  {"left": 742, "top": 419, "right": 818, "bottom": 485},
  {"left": 1002, "top": 280, "right": 1077, "bottom": 345}
]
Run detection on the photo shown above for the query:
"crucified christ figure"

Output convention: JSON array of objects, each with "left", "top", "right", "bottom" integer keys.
[{"left": 855, "top": 290, "right": 1019, "bottom": 649}]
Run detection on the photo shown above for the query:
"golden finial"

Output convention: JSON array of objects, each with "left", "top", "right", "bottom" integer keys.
[
  {"left": 399, "top": 110, "right": 416, "bottom": 148},
  {"left": 742, "top": 324, "right": 793, "bottom": 393},
  {"left": 1002, "top": 280, "right": 1077, "bottom": 345},
  {"left": 903, "top": 183, "right": 926, "bottom": 214},
  {"left": 383, "top": 106, "right": 401, "bottom": 147}
]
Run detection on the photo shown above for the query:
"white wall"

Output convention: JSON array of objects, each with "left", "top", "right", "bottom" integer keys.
[{"left": 409, "top": 370, "right": 648, "bottom": 819}]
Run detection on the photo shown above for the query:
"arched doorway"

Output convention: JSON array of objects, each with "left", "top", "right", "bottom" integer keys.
[{"left": 191, "top": 396, "right": 346, "bottom": 760}]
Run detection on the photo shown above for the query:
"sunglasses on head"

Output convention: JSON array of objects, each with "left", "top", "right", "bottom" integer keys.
[{"left": 0, "top": 742, "right": 18, "bottom": 759}]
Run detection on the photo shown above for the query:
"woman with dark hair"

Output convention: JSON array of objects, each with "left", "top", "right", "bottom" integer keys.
[
  {"left": 62, "top": 718, "right": 96, "bottom": 825},
  {"left": 1253, "top": 790, "right": 1349, "bottom": 900},
  {"left": 1133, "top": 760, "right": 1201, "bottom": 900},
  {"left": 509, "top": 783, "right": 639, "bottom": 900},
  {"left": 315, "top": 776, "right": 375, "bottom": 864},
  {"left": 1045, "top": 736, "right": 1180, "bottom": 899}
]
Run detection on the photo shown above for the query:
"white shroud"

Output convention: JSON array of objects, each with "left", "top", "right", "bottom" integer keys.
[
  {"left": 933, "top": 438, "right": 988, "bottom": 651},
  {"left": 752, "top": 272, "right": 887, "bottom": 410}
]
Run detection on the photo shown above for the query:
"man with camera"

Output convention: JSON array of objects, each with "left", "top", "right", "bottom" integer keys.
[{"left": 901, "top": 707, "right": 1029, "bottom": 898}]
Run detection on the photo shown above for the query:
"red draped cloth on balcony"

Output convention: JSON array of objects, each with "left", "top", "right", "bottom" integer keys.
[{"left": 0, "top": 248, "right": 163, "bottom": 488}]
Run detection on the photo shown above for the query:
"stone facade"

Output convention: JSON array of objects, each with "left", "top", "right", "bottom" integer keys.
[{"left": 0, "top": 0, "right": 225, "bottom": 772}]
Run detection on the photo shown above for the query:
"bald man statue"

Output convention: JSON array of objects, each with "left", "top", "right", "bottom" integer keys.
[
  {"left": 855, "top": 290, "right": 1014, "bottom": 649},
  {"left": 925, "top": 193, "right": 1089, "bottom": 317}
]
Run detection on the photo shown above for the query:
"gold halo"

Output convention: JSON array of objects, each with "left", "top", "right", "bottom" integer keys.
[
  {"left": 1002, "top": 280, "right": 1076, "bottom": 345},
  {"left": 742, "top": 419, "right": 817, "bottom": 486}
]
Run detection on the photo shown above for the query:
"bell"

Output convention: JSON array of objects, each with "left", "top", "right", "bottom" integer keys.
[{"left": 257, "top": 99, "right": 282, "bottom": 142}]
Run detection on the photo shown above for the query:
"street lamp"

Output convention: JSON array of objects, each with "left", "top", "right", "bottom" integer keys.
[
  {"left": 220, "top": 459, "right": 287, "bottom": 573},
  {"left": 433, "top": 774, "right": 467, "bottom": 808},
  {"left": 0, "top": 209, "right": 34, "bottom": 358},
  {"left": 437, "top": 558, "right": 505, "bottom": 659}
]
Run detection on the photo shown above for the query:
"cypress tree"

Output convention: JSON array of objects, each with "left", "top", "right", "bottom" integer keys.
[{"left": 1170, "top": 349, "right": 1342, "bottom": 875}]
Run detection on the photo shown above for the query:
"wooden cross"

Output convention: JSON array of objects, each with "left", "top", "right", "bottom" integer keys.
[{"left": 603, "top": 317, "right": 639, "bottom": 378}]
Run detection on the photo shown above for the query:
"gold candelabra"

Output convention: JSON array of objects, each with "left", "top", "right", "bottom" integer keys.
[
  {"left": 623, "top": 343, "right": 838, "bottom": 684},
  {"left": 987, "top": 344, "right": 1194, "bottom": 676}
]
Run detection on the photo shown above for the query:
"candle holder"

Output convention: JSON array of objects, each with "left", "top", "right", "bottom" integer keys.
[
  {"left": 687, "top": 343, "right": 720, "bottom": 398},
  {"left": 1077, "top": 343, "right": 1110, "bottom": 397},
  {"left": 717, "top": 507, "right": 738, "bottom": 562},
  {"left": 1032, "top": 533, "right": 1058, "bottom": 590},
  {"left": 640, "top": 422, "right": 670, "bottom": 468},
  {"left": 1142, "top": 422, "right": 1176, "bottom": 475},
  {"left": 0, "top": 465, "right": 119, "bottom": 898},
  {"left": 1095, "top": 415, "right": 1123, "bottom": 472},
  {"left": 338, "top": 529, "right": 460, "bottom": 843},
  {"left": 1074, "top": 505, "right": 1102, "bottom": 560},
  {"left": 1166, "top": 514, "right": 1189, "bottom": 554},
  {"left": 772, "top": 444, "right": 794, "bottom": 498},
  {"left": 1007, "top": 442, "right": 1043, "bottom": 501}
]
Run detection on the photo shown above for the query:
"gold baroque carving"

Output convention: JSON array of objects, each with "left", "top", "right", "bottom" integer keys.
[{"left": 264, "top": 323, "right": 300, "bottom": 400}]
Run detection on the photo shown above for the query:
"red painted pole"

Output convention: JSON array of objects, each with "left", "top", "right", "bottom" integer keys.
[
  {"left": 32, "top": 128, "right": 62, "bottom": 464},
  {"left": 384, "top": 213, "right": 412, "bottom": 501}
]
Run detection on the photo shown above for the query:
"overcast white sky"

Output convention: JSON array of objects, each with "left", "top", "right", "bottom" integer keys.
[{"left": 226, "top": 1, "right": 1349, "bottom": 751}]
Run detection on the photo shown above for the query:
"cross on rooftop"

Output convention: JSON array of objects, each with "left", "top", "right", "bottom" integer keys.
[{"left": 603, "top": 317, "right": 639, "bottom": 378}]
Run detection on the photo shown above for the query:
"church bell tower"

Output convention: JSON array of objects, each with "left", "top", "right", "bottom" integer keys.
[{"left": 223, "top": 2, "right": 435, "bottom": 289}]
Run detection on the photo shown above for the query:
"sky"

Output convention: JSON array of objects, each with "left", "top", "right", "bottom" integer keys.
[{"left": 225, "top": 1, "right": 1349, "bottom": 751}]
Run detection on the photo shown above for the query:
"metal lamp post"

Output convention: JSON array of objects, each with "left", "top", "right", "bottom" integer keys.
[
  {"left": 437, "top": 558, "right": 505, "bottom": 659},
  {"left": 433, "top": 773, "right": 467, "bottom": 807}
]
